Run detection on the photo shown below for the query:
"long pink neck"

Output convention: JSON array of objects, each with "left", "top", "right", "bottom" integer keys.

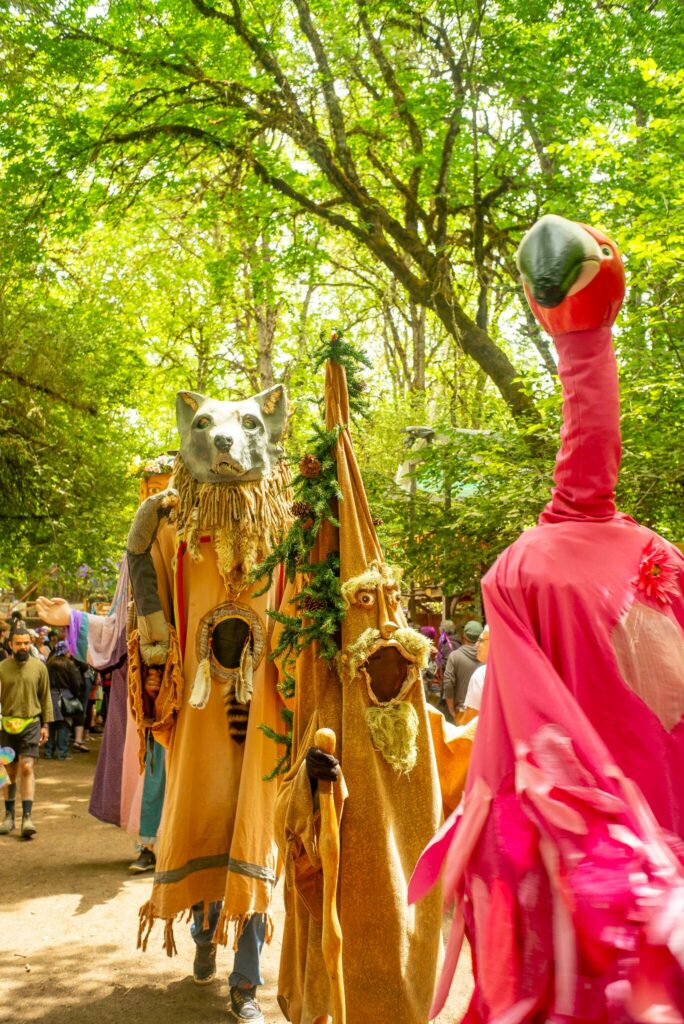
[{"left": 540, "top": 326, "right": 620, "bottom": 524}]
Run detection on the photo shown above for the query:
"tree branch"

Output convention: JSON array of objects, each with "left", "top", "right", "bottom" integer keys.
[
  {"left": 291, "top": 0, "right": 360, "bottom": 184},
  {"left": 0, "top": 371, "right": 98, "bottom": 415}
]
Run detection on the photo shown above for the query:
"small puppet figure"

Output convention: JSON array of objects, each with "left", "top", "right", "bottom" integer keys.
[
  {"left": 411, "top": 215, "right": 684, "bottom": 1020},
  {"left": 274, "top": 345, "right": 475, "bottom": 1024}
]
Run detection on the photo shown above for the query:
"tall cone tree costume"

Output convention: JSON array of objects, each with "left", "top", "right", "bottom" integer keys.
[
  {"left": 274, "top": 344, "right": 474, "bottom": 1024},
  {"left": 411, "top": 216, "right": 684, "bottom": 1021}
]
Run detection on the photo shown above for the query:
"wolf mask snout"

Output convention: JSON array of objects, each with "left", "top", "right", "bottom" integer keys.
[{"left": 214, "top": 433, "right": 234, "bottom": 452}]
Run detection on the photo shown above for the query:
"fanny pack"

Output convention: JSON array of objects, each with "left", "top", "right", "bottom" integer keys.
[{"left": 1, "top": 716, "right": 34, "bottom": 735}]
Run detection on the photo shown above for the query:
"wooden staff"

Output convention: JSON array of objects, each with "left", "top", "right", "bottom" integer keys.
[{"left": 314, "top": 727, "right": 346, "bottom": 1024}]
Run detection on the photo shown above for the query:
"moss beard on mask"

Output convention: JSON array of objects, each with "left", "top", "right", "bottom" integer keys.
[{"left": 364, "top": 700, "right": 420, "bottom": 773}]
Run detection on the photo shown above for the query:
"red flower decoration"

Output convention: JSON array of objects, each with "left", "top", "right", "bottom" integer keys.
[{"left": 633, "top": 539, "right": 679, "bottom": 606}]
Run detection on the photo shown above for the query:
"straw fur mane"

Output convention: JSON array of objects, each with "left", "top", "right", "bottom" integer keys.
[{"left": 171, "top": 455, "right": 293, "bottom": 596}]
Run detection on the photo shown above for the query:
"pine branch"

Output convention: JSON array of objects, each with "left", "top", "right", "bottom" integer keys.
[{"left": 256, "top": 330, "right": 369, "bottom": 776}]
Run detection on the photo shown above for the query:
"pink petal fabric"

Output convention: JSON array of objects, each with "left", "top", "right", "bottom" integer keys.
[
  {"left": 408, "top": 801, "right": 463, "bottom": 904},
  {"left": 429, "top": 902, "right": 466, "bottom": 1017}
]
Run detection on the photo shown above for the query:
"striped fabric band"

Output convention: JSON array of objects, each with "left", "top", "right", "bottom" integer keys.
[{"left": 154, "top": 853, "right": 276, "bottom": 886}]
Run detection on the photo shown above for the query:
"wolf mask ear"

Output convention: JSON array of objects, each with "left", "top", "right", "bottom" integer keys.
[
  {"left": 176, "top": 391, "right": 205, "bottom": 438},
  {"left": 254, "top": 384, "right": 288, "bottom": 442}
]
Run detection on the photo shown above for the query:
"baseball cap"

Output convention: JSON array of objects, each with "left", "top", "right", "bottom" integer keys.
[{"left": 463, "top": 620, "right": 483, "bottom": 642}]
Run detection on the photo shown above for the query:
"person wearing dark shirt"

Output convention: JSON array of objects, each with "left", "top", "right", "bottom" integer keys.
[
  {"left": 45, "top": 642, "right": 85, "bottom": 760},
  {"left": 443, "top": 620, "right": 483, "bottom": 719}
]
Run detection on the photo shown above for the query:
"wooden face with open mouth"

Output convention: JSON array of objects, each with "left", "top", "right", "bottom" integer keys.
[{"left": 341, "top": 561, "right": 430, "bottom": 705}]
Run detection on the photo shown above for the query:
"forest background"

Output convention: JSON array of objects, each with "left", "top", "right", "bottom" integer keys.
[{"left": 0, "top": 0, "right": 682, "bottom": 612}]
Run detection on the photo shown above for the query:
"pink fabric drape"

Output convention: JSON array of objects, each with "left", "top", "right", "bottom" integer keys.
[{"left": 411, "top": 324, "right": 684, "bottom": 1022}]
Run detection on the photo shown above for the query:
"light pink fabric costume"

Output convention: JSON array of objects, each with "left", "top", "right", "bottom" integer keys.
[{"left": 410, "top": 216, "right": 684, "bottom": 1022}]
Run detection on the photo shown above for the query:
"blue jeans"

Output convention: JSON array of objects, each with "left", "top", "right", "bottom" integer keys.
[
  {"left": 45, "top": 721, "right": 69, "bottom": 759},
  {"left": 139, "top": 739, "right": 165, "bottom": 844},
  {"left": 191, "top": 901, "right": 265, "bottom": 988}
]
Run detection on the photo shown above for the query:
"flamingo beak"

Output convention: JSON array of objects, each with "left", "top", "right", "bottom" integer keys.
[{"left": 517, "top": 214, "right": 602, "bottom": 308}]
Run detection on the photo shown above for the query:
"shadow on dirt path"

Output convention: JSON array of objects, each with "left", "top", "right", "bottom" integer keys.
[{"left": 2, "top": 739, "right": 472, "bottom": 1023}]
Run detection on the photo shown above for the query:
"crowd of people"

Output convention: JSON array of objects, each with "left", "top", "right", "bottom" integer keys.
[
  {"left": 419, "top": 617, "right": 489, "bottom": 725},
  {"left": 0, "top": 610, "right": 109, "bottom": 837}
]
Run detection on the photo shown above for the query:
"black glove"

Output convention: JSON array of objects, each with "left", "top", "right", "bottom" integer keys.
[{"left": 305, "top": 746, "right": 340, "bottom": 783}]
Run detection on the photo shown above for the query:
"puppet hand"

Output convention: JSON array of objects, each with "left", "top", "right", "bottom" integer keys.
[
  {"left": 306, "top": 746, "right": 340, "bottom": 783},
  {"left": 138, "top": 610, "right": 170, "bottom": 666},
  {"left": 127, "top": 488, "right": 179, "bottom": 555},
  {"left": 35, "top": 596, "right": 71, "bottom": 627}
]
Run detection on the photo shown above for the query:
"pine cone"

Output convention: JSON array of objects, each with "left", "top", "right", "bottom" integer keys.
[
  {"left": 355, "top": 380, "right": 368, "bottom": 393},
  {"left": 371, "top": 515, "right": 384, "bottom": 527},
  {"left": 291, "top": 500, "right": 314, "bottom": 519},
  {"left": 299, "top": 454, "right": 322, "bottom": 479},
  {"left": 301, "top": 595, "right": 327, "bottom": 613}
]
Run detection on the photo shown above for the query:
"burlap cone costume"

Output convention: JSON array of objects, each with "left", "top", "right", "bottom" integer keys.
[{"left": 275, "top": 354, "right": 474, "bottom": 1024}]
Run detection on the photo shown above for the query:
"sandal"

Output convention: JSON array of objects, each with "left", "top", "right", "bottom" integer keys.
[{"left": 73, "top": 742, "right": 89, "bottom": 752}]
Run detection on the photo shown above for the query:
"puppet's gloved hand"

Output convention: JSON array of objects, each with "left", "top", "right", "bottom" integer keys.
[
  {"left": 138, "top": 609, "right": 170, "bottom": 666},
  {"left": 127, "top": 488, "right": 179, "bottom": 555},
  {"left": 306, "top": 746, "right": 340, "bottom": 783},
  {"left": 35, "top": 596, "right": 71, "bottom": 627}
]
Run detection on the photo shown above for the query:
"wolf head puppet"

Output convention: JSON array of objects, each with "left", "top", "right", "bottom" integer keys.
[
  {"left": 176, "top": 385, "right": 287, "bottom": 484},
  {"left": 127, "top": 384, "right": 291, "bottom": 665}
]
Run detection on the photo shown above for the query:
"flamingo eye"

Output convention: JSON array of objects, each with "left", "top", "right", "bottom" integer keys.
[{"left": 600, "top": 245, "right": 612, "bottom": 257}]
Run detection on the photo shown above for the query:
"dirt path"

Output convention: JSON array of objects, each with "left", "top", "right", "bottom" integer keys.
[{"left": 1, "top": 742, "right": 472, "bottom": 1023}]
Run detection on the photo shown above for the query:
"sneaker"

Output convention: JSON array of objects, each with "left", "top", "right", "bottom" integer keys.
[
  {"left": 229, "top": 986, "right": 264, "bottom": 1023},
  {"left": 128, "top": 848, "right": 156, "bottom": 873},
  {"left": 0, "top": 813, "right": 15, "bottom": 835},
  {"left": 192, "top": 944, "right": 216, "bottom": 985},
  {"left": 21, "top": 815, "right": 37, "bottom": 838}
]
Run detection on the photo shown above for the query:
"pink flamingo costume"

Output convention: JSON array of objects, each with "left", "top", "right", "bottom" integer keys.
[{"left": 410, "top": 215, "right": 684, "bottom": 1022}]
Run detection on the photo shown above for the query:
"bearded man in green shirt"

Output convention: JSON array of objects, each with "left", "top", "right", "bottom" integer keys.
[{"left": 0, "top": 625, "right": 53, "bottom": 837}]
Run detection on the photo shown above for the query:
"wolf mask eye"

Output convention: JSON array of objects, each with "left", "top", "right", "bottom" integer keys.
[
  {"left": 194, "top": 415, "right": 212, "bottom": 430},
  {"left": 242, "top": 415, "right": 260, "bottom": 431}
]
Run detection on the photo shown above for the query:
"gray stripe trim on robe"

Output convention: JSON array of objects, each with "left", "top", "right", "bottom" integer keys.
[{"left": 154, "top": 853, "right": 275, "bottom": 886}]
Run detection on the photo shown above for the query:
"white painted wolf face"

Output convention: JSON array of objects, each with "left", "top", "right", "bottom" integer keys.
[{"left": 176, "top": 385, "right": 287, "bottom": 484}]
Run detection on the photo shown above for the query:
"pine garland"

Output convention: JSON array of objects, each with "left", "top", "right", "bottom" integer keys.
[
  {"left": 255, "top": 329, "right": 370, "bottom": 777},
  {"left": 313, "top": 328, "right": 372, "bottom": 418}
]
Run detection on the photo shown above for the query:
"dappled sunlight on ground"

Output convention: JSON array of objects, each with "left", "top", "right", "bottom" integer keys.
[{"left": 2, "top": 740, "right": 472, "bottom": 1023}]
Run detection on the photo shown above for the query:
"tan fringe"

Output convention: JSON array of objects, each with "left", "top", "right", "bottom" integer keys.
[
  {"left": 171, "top": 456, "right": 293, "bottom": 595},
  {"left": 127, "top": 626, "right": 184, "bottom": 771},
  {"left": 137, "top": 901, "right": 185, "bottom": 957},
  {"left": 137, "top": 900, "right": 156, "bottom": 953},
  {"left": 163, "top": 919, "right": 178, "bottom": 957},
  {"left": 213, "top": 908, "right": 275, "bottom": 950},
  {"left": 127, "top": 633, "right": 148, "bottom": 773}
]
